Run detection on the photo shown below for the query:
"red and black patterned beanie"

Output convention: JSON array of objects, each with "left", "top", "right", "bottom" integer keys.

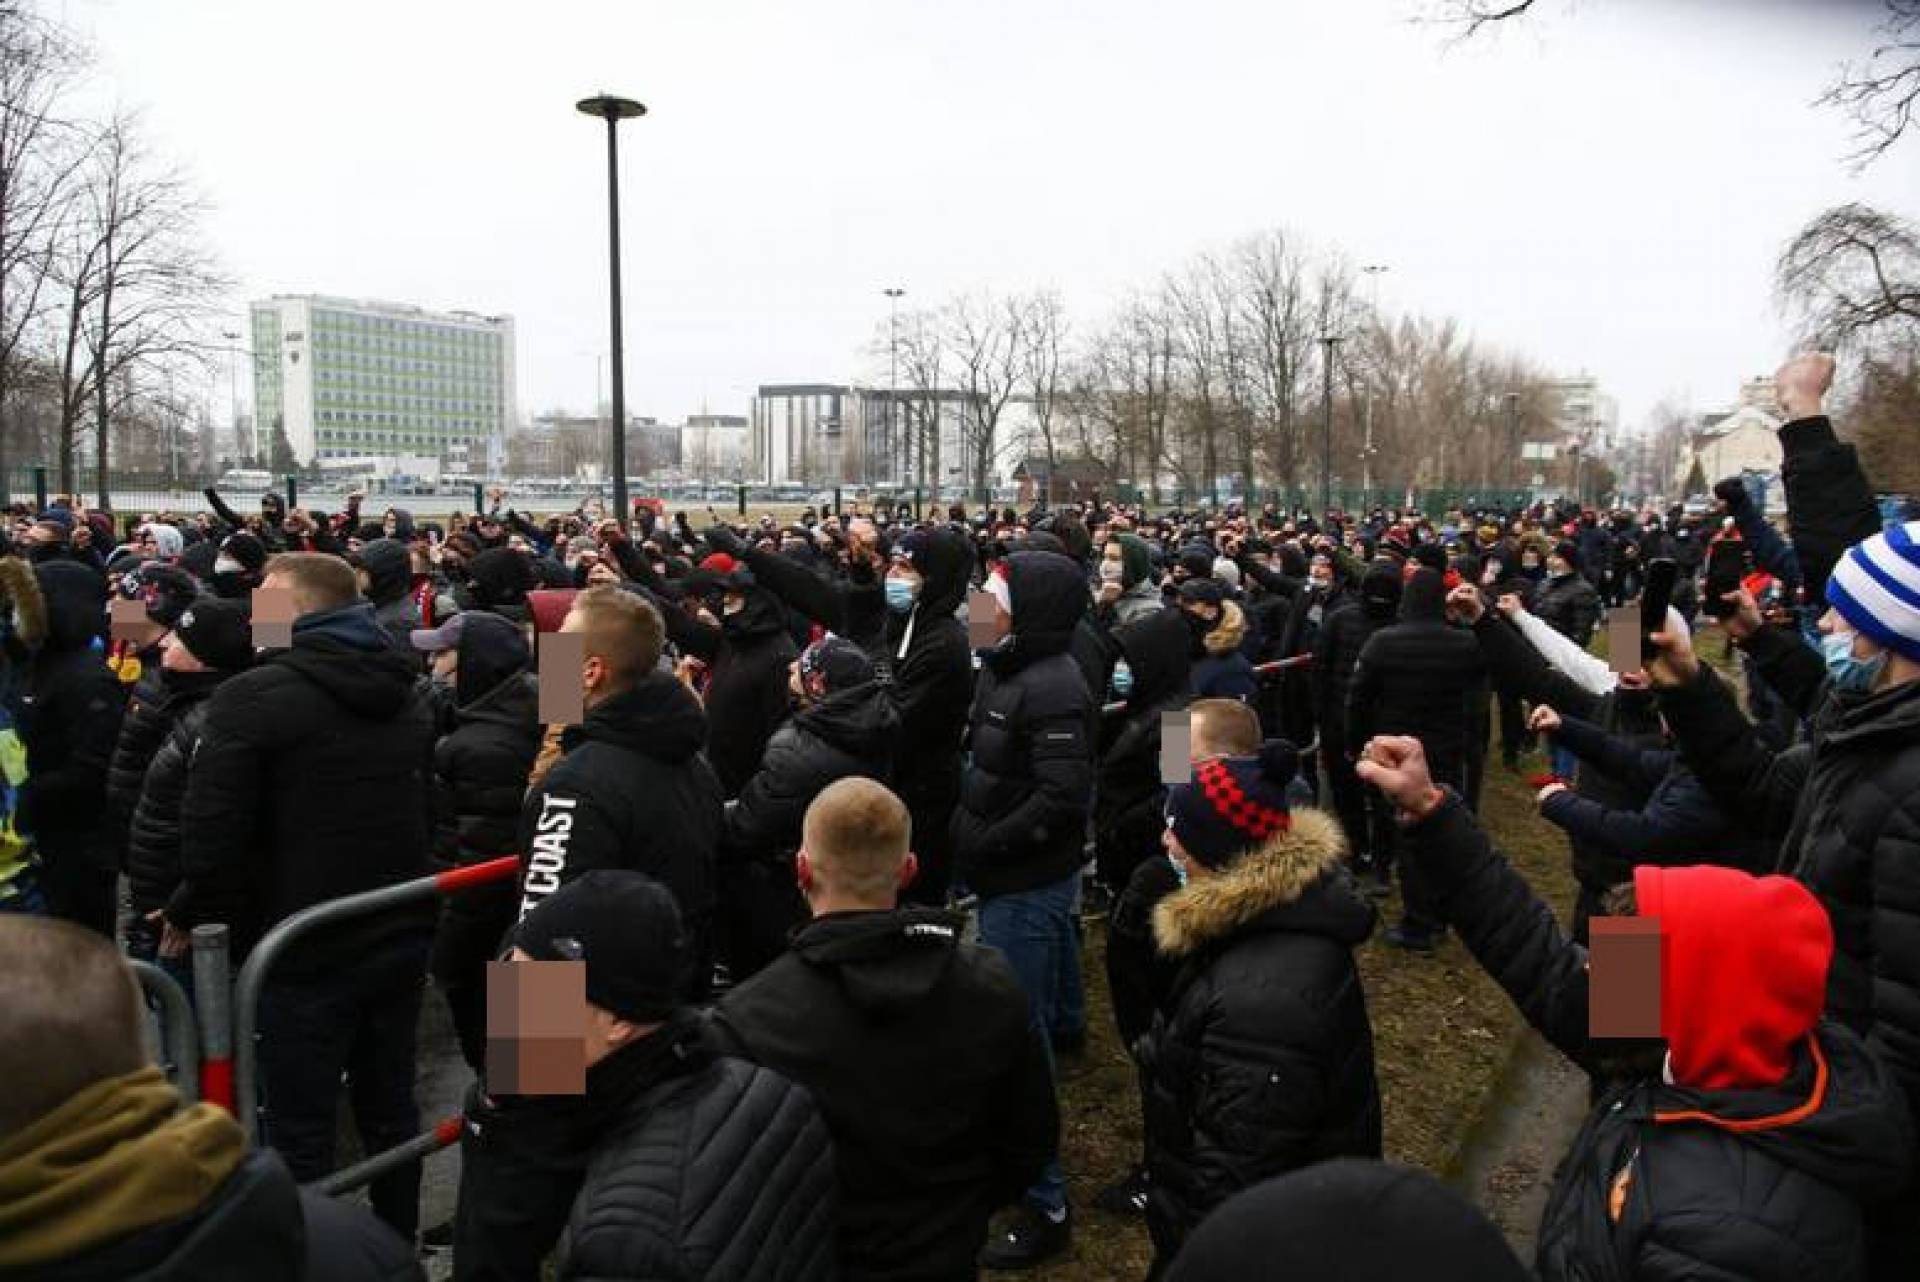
[{"left": 1165, "top": 740, "right": 1300, "bottom": 868}]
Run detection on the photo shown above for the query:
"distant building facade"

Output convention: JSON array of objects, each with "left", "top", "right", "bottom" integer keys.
[
  {"left": 250, "top": 295, "right": 516, "bottom": 472},
  {"left": 751, "top": 383, "right": 1035, "bottom": 495}
]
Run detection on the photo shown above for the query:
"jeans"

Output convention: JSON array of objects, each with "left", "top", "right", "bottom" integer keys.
[
  {"left": 1550, "top": 742, "right": 1580, "bottom": 784},
  {"left": 256, "top": 930, "right": 432, "bottom": 1240},
  {"left": 977, "top": 872, "right": 1081, "bottom": 1215}
]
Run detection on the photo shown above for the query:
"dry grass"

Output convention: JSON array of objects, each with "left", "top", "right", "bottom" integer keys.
[{"left": 994, "top": 731, "right": 1579, "bottom": 1281}]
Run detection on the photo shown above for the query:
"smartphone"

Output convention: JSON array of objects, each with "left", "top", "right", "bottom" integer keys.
[
  {"left": 1701, "top": 542, "right": 1748, "bottom": 619},
  {"left": 1639, "top": 558, "right": 1678, "bottom": 662}
]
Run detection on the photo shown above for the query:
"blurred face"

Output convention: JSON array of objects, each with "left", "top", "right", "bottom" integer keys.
[
  {"left": 1547, "top": 555, "right": 1570, "bottom": 577},
  {"left": 585, "top": 559, "right": 619, "bottom": 587},
  {"left": 431, "top": 648, "right": 459, "bottom": 681}
]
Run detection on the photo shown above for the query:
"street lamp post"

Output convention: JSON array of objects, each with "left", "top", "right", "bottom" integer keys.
[
  {"left": 576, "top": 93, "right": 647, "bottom": 526},
  {"left": 1319, "top": 333, "right": 1341, "bottom": 515}
]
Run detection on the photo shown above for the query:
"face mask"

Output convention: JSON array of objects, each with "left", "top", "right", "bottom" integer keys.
[
  {"left": 885, "top": 577, "right": 918, "bottom": 614},
  {"left": 214, "top": 555, "right": 244, "bottom": 575},
  {"left": 1099, "top": 561, "right": 1124, "bottom": 585},
  {"left": 1822, "top": 629, "right": 1888, "bottom": 694},
  {"left": 1167, "top": 849, "right": 1188, "bottom": 888},
  {"left": 1111, "top": 660, "right": 1134, "bottom": 698}
]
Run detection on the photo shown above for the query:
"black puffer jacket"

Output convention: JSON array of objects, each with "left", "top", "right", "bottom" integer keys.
[
  {"left": 122, "top": 671, "right": 232, "bottom": 917},
  {"left": 712, "top": 908, "right": 1056, "bottom": 1282},
  {"left": 170, "top": 602, "right": 436, "bottom": 975},
  {"left": 1311, "top": 568, "right": 1398, "bottom": 747},
  {"left": 1140, "top": 809, "right": 1382, "bottom": 1262},
  {"left": 1347, "top": 570, "right": 1487, "bottom": 789},
  {"left": 518, "top": 669, "right": 723, "bottom": 959},
  {"left": 104, "top": 668, "right": 174, "bottom": 867},
  {"left": 562, "top": 1040, "right": 838, "bottom": 1282},
  {"left": 1093, "top": 609, "right": 1191, "bottom": 891},
  {"left": 1533, "top": 571, "right": 1602, "bottom": 648},
  {"left": 950, "top": 552, "right": 1096, "bottom": 899},
  {"left": 38, "top": 1146, "right": 421, "bottom": 1282},
  {"left": 18, "top": 561, "right": 126, "bottom": 874},
  {"left": 722, "top": 681, "right": 899, "bottom": 870},
  {"left": 1412, "top": 795, "right": 1914, "bottom": 1282}
]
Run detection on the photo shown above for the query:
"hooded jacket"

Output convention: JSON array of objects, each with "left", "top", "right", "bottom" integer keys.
[
  {"left": 1311, "top": 564, "right": 1399, "bottom": 743},
  {"left": 1190, "top": 601, "right": 1258, "bottom": 702},
  {"left": 356, "top": 538, "right": 421, "bottom": 657},
  {"left": 1534, "top": 570, "right": 1602, "bottom": 648},
  {"left": 712, "top": 907, "right": 1057, "bottom": 1282},
  {"left": 19, "top": 562, "right": 127, "bottom": 876},
  {"left": 1413, "top": 796, "right": 1915, "bottom": 1282},
  {"left": 170, "top": 602, "right": 437, "bottom": 974},
  {"left": 882, "top": 527, "right": 976, "bottom": 839},
  {"left": 674, "top": 579, "right": 800, "bottom": 800},
  {"left": 722, "top": 681, "right": 900, "bottom": 872},
  {"left": 120, "top": 669, "right": 239, "bottom": 918},
  {"left": 517, "top": 669, "right": 723, "bottom": 965},
  {"left": 950, "top": 551, "right": 1096, "bottom": 899},
  {"left": 1140, "top": 809, "right": 1383, "bottom": 1261},
  {"left": 1104, "top": 534, "right": 1163, "bottom": 626},
  {"left": 1347, "top": 569, "right": 1487, "bottom": 788},
  {"left": 1094, "top": 609, "right": 1193, "bottom": 891}
]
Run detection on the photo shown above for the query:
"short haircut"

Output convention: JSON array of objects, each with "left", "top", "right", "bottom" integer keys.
[
  {"left": 263, "top": 552, "right": 360, "bottom": 615},
  {"left": 569, "top": 585, "right": 664, "bottom": 687},
  {"left": 1189, "top": 698, "right": 1261, "bottom": 758},
  {"left": 0, "top": 917, "right": 146, "bottom": 1138},
  {"left": 803, "top": 777, "right": 911, "bottom": 904}
]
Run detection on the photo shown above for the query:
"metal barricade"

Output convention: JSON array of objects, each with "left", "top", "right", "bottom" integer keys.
[
  {"left": 193, "top": 924, "right": 234, "bottom": 1112},
  {"left": 1099, "top": 651, "right": 1314, "bottom": 718},
  {"left": 130, "top": 959, "right": 199, "bottom": 1104},
  {"left": 226, "top": 855, "right": 522, "bottom": 1188}
]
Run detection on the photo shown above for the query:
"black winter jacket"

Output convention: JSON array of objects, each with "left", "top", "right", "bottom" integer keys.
[
  {"left": 1348, "top": 572, "right": 1487, "bottom": 788},
  {"left": 1532, "top": 571, "right": 1602, "bottom": 648},
  {"left": 951, "top": 552, "right": 1096, "bottom": 899},
  {"left": 122, "top": 672, "right": 230, "bottom": 917},
  {"left": 170, "top": 603, "right": 435, "bottom": 974},
  {"left": 104, "top": 668, "right": 172, "bottom": 868},
  {"left": 1311, "top": 594, "right": 1391, "bottom": 745},
  {"left": 517, "top": 670, "right": 723, "bottom": 954},
  {"left": 1141, "top": 809, "right": 1382, "bottom": 1262},
  {"left": 879, "top": 527, "right": 976, "bottom": 831},
  {"left": 1094, "top": 609, "right": 1191, "bottom": 891},
  {"left": 722, "top": 682, "right": 899, "bottom": 871},
  {"left": 19, "top": 561, "right": 126, "bottom": 874},
  {"left": 1538, "top": 713, "right": 1771, "bottom": 874},
  {"left": 676, "top": 587, "right": 799, "bottom": 799},
  {"left": 1412, "top": 795, "right": 1913, "bottom": 1282},
  {"left": 562, "top": 1043, "right": 838, "bottom": 1282},
  {"left": 712, "top": 908, "right": 1056, "bottom": 1282}
]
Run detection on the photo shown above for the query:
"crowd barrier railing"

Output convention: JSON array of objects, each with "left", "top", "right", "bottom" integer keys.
[
  {"left": 224, "top": 854, "right": 522, "bottom": 1190},
  {"left": 192, "top": 924, "right": 233, "bottom": 1112},
  {"left": 129, "top": 958, "right": 199, "bottom": 1104}
]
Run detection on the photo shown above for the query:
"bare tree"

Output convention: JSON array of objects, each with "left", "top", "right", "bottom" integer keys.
[
  {"left": 1821, "top": 0, "right": 1920, "bottom": 168},
  {"left": 1776, "top": 203, "right": 1920, "bottom": 357},
  {"left": 891, "top": 306, "right": 947, "bottom": 503},
  {"left": 1234, "top": 230, "right": 1317, "bottom": 496},
  {"left": 1011, "top": 289, "right": 1070, "bottom": 492},
  {"left": 943, "top": 292, "right": 1020, "bottom": 503},
  {"left": 0, "top": 5, "right": 87, "bottom": 487},
  {"left": 1428, "top": 0, "right": 1541, "bottom": 38}
]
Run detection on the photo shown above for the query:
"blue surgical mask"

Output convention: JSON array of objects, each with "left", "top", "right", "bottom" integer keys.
[
  {"left": 1111, "top": 660, "right": 1134, "bottom": 699},
  {"left": 885, "top": 577, "right": 918, "bottom": 615},
  {"left": 1822, "top": 629, "right": 1888, "bottom": 694}
]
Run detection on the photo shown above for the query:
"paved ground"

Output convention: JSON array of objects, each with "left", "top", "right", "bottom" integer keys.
[{"left": 1451, "top": 1021, "right": 1591, "bottom": 1262}]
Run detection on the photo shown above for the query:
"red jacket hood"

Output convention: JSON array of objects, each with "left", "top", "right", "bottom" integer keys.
[{"left": 1633, "top": 865, "right": 1832, "bottom": 1090}]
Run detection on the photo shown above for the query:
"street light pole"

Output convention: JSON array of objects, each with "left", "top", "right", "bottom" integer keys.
[
  {"left": 577, "top": 93, "right": 647, "bottom": 526},
  {"left": 1319, "top": 333, "right": 1340, "bottom": 515}
]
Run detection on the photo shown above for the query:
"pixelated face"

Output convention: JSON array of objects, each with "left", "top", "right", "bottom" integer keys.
[
  {"left": 485, "top": 951, "right": 589, "bottom": 1094},
  {"left": 1588, "top": 916, "right": 1663, "bottom": 1041}
]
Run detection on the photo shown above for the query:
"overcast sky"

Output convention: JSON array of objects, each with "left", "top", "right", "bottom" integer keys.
[{"left": 59, "top": 0, "right": 1920, "bottom": 435}]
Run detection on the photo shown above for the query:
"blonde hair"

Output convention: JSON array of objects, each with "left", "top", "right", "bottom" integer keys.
[
  {"left": 1190, "top": 697, "right": 1260, "bottom": 759},
  {"left": 568, "top": 585, "right": 664, "bottom": 687},
  {"left": 802, "top": 778, "right": 912, "bottom": 904},
  {"left": 263, "top": 552, "right": 359, "bottom": 615}
]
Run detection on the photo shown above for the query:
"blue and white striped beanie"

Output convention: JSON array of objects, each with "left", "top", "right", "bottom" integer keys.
[{"left": 1827, "top": 521, "right": 1920, "bottom": 662}]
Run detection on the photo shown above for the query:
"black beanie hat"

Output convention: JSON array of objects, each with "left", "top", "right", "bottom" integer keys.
[
  {"left": 220, "top": 531, "right": 267, "bottom": 573},
  {"left": 1165, "top": 1159, "right": 1529, "bottom": 1282},
  {"left": 1552, "top": 539, "right": 1583, "bottom": 573},
  {"left": 1165, "top": 740, "right": 1300, "bottom": 868},
  {"left": 511, "top": 871, "right": 687, "bottom": 1024},
  {"left": 172, "top": 597, "right": 256, "bottom": 671}
]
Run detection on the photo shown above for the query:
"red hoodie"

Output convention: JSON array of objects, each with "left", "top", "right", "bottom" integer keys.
[{"left": 1632, "top": 865, "right": 1832, "bottom": 1091}]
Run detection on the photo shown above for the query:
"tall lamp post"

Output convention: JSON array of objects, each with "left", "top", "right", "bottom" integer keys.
[
  {"left": 1319, "top": 333, "right": 1341, "bottom": 515},
  {"left": 576, "top": 93, "right": 647, "bottom": 525}
]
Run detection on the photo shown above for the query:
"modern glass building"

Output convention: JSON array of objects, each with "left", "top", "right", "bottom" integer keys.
[{"left": 249, "top": 295, "right": 516, "bottom": 468}]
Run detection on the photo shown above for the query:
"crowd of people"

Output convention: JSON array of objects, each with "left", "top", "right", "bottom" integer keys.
[{"left": 2, "top": 350, "right": 1919, "bottom": 1280}]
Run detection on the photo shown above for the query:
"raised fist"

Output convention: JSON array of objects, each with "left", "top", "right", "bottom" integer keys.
[{"left": 1774, "top": 352, "right": 1834, "bottom": 421}]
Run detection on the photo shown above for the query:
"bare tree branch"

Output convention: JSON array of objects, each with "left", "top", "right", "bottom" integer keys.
[{"left": 1819, "top": 0, "right": 1920, "bottom": 168}]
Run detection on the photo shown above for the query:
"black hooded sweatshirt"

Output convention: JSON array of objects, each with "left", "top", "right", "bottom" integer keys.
[
  {"left": 950, "top": 551, "right": 1096, "bottom": 899},
  {"left": 356, "top": 538, "right": 420, "bottom": 656},
  {"left": 1347, "top": 568, "right": 1487, "bottom": 789},
  {"left": 881, "top": 527, "right": 977, "bottom": 836},
  {"left": 712, "top": 907, "right": 1058, "bottom": 1282},
  {"left": 674, "top": 579, "right": 799, "bottom": 800},
  {"left": 1094, "top": 608, "right": 1193, "bottom": 891},
  {"left": 517, "top": 669, "right": 723, "bottom": 959},
  {"left": 171, "top": 602, "right": 436, "bottom": 975}
]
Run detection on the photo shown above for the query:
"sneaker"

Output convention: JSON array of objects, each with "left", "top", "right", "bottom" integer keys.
[
  {"left": 1092, "top": 1164, "right": 1150, "bottom": 1217},
  {"left": 1385, "top": 923, "right": 1442, "bottom": 953},
  {"left": 979, "top": 1201, "right": 1072, "bottom": 1270}
]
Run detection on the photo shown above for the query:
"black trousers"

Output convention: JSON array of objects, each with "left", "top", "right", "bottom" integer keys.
[
  {"left": 1321, "top": 729, "right": 1373, "bottom": 866},
  {"left": 42, "top": 856, "right": 116, "bottom": 939},
  {"left": 256, "top": 930, "right": 432, "bottom": 1240},
  {"left": 1497, "top": 690, "right": 1528, "bottom": 762}
]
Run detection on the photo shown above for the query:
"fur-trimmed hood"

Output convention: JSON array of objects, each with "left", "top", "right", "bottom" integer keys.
[
  {"left": 1154, "top": 808, "right": 1374, "bottom": 957},
  {"left": 1203, "top": 599, "right": 1247, "bottom": 656},
  {"left": 0, "top": 557, "right": 46, "bottom": 651}
]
